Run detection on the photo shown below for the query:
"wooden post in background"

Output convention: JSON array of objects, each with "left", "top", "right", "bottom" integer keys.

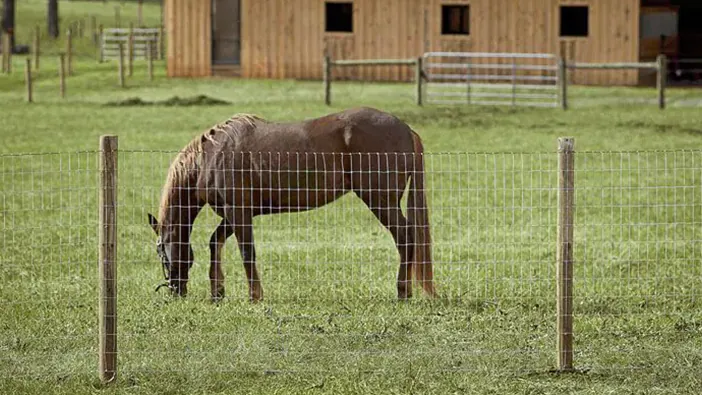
[
  {"left": 59, "top": 53, "right": 66, "bottom": 98},
  {"left": 98, "top": 135, "right": 118, "bottom": 385},
  {"left": 415, "top": 56, "right": 423, "bottom": 106},
  {"left": 2, "top": 33, "right": 11, "bottom": 73},
  {"left": 98, "top": 25, "right": 104, "bottom": 63},
  {"left": 127, "top": 23, "right": 134, "bottom": 77},
  {"left": 157, "top": 25, "right": 164, "bottom": 60},
  {"left": 1, "top": 33, "right": 7, "bottom": 73},
  {"left": 33, "top": 26, "right": 40, "bottom": 71},
  {"left": 147, "top": 41, "right": 154, "bottom": 81},
  {"left": 25, "top": 58, "right": 33, "bottom": 103},
  {"left": 118, "top": 42, "right": 125, "bottom": 87},
  {"left": 66, "top": 28, "right": 73, "bottom": 76},
  {"left": 557, "top": 137, "right": 575, "bottom": 372},
  {"left": 90, "top": 15, "right": 98, "bottom": 45},
  {"left": 657, "top": 54, "right": 667, "bottom": 110},
  {"left": 558, "top": 58, "right": 568, "bottom": 110},
  {"left": 323, "top": 55, "right": 331, "bottom": 105}
]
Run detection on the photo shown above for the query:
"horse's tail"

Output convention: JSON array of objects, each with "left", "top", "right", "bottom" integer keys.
[{"left": 408, "top": 131, "right": 437, "bottom": 297}]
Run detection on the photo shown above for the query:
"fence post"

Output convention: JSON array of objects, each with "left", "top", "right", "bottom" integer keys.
[
  {"left": 118, "top": 43, "right": 125, "bottom": 88},
  {"left": 158, "top": 25, "right": 164, "bottom": 60},
  {"left": 415, "top": 56, "right": 423, "bottom": 106},
  {"left": 33, "top": 26, "right": 40, "bottom": 71},
  {"left": 25, "top": 58, "right": 33, "bottom": 103},
  {"left": 1, "top": 33, "right": 6, "bottom": 73},
  {"left": 98, "top": 25, "right": 104, "bottom": 63},
  {"left": 324, "top": 55, "right": 331, "bottom": 106},
  {"left": 66, "top": 28, "right": 73, "bottom": 76},
  {"left": 98, "top": 135, "right": 118, "bottom": 384},
  {"left": 558, "top": 58, "right": 568, "bottom": 110},
  {"left": 59, "top": 53, "right": 66, "bottom": 98},
  {"left": 2, "top": 32, "right": 11, "bottom": 74},
  {"left": 90, "top": 15, "right": 97, "bottom": 45},
  {"left": 657, "top": 54, "right": 667, "bottom": 110},
  {"left": 557, "top": 137, "right": 575, "bottom": 372},
  {"left": 147, "top": 41, "right": 154, "bottom": 81},
  {"left": 128, "top": 23, "right": 134, "bottom": 77}
]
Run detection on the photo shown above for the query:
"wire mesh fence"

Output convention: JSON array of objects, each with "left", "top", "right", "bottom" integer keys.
[{"left": 1, "top": 141, "right": 700, "bottom": 381}]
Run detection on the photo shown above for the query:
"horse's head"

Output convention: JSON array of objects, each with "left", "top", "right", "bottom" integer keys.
[{"left": 148, "top": 213, "right": 193, "bottom": 297}]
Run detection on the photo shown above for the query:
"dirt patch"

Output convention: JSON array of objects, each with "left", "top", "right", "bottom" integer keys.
[{"left": 104, "top": 95, "right": 231, "bottom": 107}]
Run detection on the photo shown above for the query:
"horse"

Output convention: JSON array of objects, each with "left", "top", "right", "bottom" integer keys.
[{"left": 147, "top": 106, "right": 437, "bottom": 302}]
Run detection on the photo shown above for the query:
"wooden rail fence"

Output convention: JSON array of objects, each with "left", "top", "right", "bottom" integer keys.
[
  {"left": 323, "top": 54, "right": 669, "bottom": 110},
  {"left": 100, "top": 27, "right": 162, "bottom": 63}
]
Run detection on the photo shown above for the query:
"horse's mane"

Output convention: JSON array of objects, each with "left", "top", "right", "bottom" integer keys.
[{"left": 156, "top": 113, "right": 264, "bottom": 229}]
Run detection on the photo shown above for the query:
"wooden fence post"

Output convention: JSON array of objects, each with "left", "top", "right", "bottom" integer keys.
[
  {"left": 25, "top": 58, "right": 33, "bottom": 103},
  {"left": 323, "top": 55, "right": 331, "bottom": 105},
  {"left": 158, "top": 25, "right": 164, "bottom": 60},
  {"left": 2, "top": 33, "right": 11, "bottom": 74},
  {"left": 90, "top": 15, "right": 97, "bottom": 45},
  {"left": 415, "top": 56, "right": 423, "bottom": 106},
  {"left": 558, "top": 58, "right": 568, "bottom": 110},
  {"left": 66, "top": 28, "right": 73, "bottom": 76},
  {"left": 1, "top": 33, "right": 7, "bottom": 73},
  {"left": 557, "top": 137, "right": 575, "bottom": 372},
  {"left": 33, "top": 26, "right": 40, "bottom": 71},
  {"left": 147, "top": 41, "right": 154, "bottom": 81},
  {"left": 657, "top": 54, "right": 667, "bottom": 110},
  {"left": 118, "top": 43, "right": 125, "bottom": 88},
  {"left": 127, "top": 23, "right": 134, "bottom": 77},
  {"left": 98, "top": 135, "right": 118, "bottom": 385},
  {"left": 59, "top": 53, "right": 66, "bottom": 98},
  {"left": 98, "top": 25, "right": 104, "bottom": 63}
]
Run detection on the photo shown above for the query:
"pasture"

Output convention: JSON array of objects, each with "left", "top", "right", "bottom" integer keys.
[{"left": 1, "top": 2, "right": 702, "bottom": 394}]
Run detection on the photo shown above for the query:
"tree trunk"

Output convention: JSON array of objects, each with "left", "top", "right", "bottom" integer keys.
[
  {"left": 2, "top": 0, "right": 16, "bottom": 51},
  {"left": 48, "top": 0, "right": 59, "bottom": 39}
]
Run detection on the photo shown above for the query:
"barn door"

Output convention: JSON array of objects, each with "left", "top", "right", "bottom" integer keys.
[{"left": 212, "top": 0, "right": 241, "bottom": 65}]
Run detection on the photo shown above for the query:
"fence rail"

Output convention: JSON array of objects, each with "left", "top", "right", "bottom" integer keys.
[
  {"left": 2, "top": 136, "right": 700, "bottom": 382},
  {"left": 422, "top": 52, "right": 560, "bottom": 108},
  {"left": 323, "top": 56, "right": 423, "bottom": 106},
  {"left": 321, "top": 53, "right": 674, "bottom": 110},
  {"left": 100, "top": 26, "right": 162, "bottom": 62}
]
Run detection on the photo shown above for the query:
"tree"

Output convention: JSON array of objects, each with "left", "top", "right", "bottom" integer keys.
[
  {"left": 1, "top": 0, "right": 16, "bottom": 51},
  {"left": 48, "top": 0, "right": 58, "bottom": 38}
]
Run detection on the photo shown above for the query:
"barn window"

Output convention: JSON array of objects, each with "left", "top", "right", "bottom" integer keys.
[
  {"left": 441, "top": 5, "right": 470, "bottom": 35},
  {"left": 560, "top": 5, "right": 589, "bottom": 37},
  {"left": 325, "top": 2, "right": 353, "bottom": 33}
]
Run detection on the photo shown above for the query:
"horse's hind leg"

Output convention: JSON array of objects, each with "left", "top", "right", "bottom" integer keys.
[
  {"left": 209, "top": 219, "right": 234, "bottom": 301},
  {"left": 355, "top": 191, "right": 414, "bottom": 300}
]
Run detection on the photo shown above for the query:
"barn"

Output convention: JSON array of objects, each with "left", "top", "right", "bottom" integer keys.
[{"left": 163, "top": 0, "right": 702, "bottom": 86}]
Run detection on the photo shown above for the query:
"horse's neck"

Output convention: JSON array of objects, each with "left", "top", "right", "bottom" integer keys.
[{"left": 164, "top": 180, "right": 202, "bottom": 242}]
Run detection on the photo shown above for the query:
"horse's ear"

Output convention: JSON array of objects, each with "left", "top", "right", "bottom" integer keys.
[{"left": 147, "top": 213, "right": 159, "bottom": 235}]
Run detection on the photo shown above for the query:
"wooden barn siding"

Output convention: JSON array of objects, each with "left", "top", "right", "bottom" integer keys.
[
  {"left": 166, "top": 0, "right": 640, "bottom": 85},
  {"left": 241, "top": 0, "right": 424, "bottom": 81},
  {"left": 166, "top": 0, "right": 211, "bottom": 77}
]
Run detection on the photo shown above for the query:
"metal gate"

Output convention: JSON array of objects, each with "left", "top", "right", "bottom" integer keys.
[{"left": 422, "top": 52, "right": 560, "bottom": 107}]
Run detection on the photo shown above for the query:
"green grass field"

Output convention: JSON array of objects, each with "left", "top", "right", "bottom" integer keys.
[{"left": 2, "top": 1, "right": 702, "bottom": 394}]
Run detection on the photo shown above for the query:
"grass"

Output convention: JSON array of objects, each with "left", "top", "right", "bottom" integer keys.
[{"left": 1, "top": 2, "right": 702, "bottom": 394}]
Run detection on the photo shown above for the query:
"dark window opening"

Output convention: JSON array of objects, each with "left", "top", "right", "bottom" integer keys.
[
  {"left": 441, "top": 5, "right": 470, "bottom": 35},
  {"left": 325, "top": 2, "right": 353, "bottom": 33},
  {"left": 560, "top": 6, "right": 589, "bottom": 37}
]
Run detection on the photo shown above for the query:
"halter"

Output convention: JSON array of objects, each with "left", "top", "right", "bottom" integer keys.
[{"left": 154, "top": 236, "right": 174, "bottom": 292}]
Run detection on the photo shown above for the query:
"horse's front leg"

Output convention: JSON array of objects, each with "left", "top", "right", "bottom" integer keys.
[
  {"left": 209, "top": 219, "right": 234, "bottom": 302},
  {"left": 233, "top": 220, "right": 263, "bottom": 302}
]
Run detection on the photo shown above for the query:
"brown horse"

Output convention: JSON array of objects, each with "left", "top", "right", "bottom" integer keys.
[{"left": 147, "top": 107, "right": 436, "bottom": 302}]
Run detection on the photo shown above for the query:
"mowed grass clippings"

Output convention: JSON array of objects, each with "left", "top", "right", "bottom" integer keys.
[{"left": 2, "top": 2, "right": 702, "bottom": 394}]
